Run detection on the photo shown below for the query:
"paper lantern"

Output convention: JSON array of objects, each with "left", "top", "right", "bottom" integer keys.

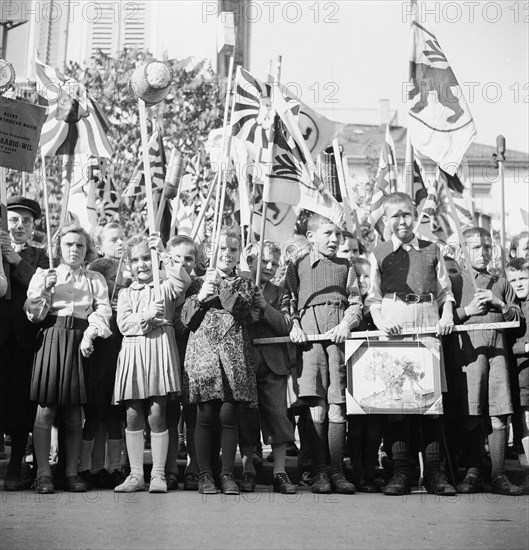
[{"left": 129, "top": 61, "right": 172, "bottom": 105}]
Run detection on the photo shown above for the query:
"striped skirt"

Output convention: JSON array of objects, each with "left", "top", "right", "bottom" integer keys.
[
  {"left": 113, "top": 325, "right": 181, "bottom": 403},
  {"left": 30, "top": 316, "right": 89, "bottom": 406}
]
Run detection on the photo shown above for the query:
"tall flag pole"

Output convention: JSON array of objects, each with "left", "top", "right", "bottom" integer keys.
[{"left": 332, "top": 139, "right": 354, "bottom": 231}]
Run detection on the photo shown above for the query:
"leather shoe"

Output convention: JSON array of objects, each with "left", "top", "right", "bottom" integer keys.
[
  {"left": 424, "top": 472, "right": 456, "bottom": 496},
  {"left": 78, "top": 470, "right": 93, "bottom": 489},
  {"left": 108, "top": 469, "right": 127, "bottom": 489},
  {"left": 383, "top": 472, "right": 411, "bottom": 496},
  {"left": 330, "top": 473, "right": 356, "bottom": 494},
  {"left": 198, "top": 473, "right": 218, "bottom": 494},
  {"left": 184, "top": 472, "right": 199, "bottom": 491},
  {"left": 165, "top": 472, "right": 179, "bottom": 490},
  {"left": 491, "top": 474, "right": 523, "bottom": 496},
  {"left": 4, "top": 474, "right": 29, "bottom": 491},
  {"left": 33, "top": 475, "right": 55, "bottom": 494},
  {"left": 220, "top": 473, "right": 240, "bottom": 495},
  {"left": 66, "top": 475, "right": 88, "bottom": 492},
  {"left": 91, "top": 469, "right": 110, "bottom": 489},
  {"left": 356, "top": 477, "right": 378, "bottom": 493},
  {"left": 239, "top": 472, "right": 256, "bottom": 493},
  {"left": 273, "top": 473, "right": 297, "bottom": 494},
  {"left": 311, "top": 471, "right": 332, "bottom": 494},
  {"left": 457, "top": 469, "right": 482, "bottom": 494}
]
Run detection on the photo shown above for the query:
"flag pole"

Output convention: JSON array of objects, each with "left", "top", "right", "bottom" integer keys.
[
  {"left": 255, "top": 55, "right": 281, "bottom": 287},
  {"left": 59, "top": 154, "right": 75, "bottom": 228},
  {"left": 0, "top": 166, "right": 11, "bottom": 298},
  {"left": 332, "top": 139, "right": 353, "bottom": 232},
  {"left": 138, "top": 98, "right": 161, "bottom": 296},
  {"left": 40, "top": 152, "right": 55, "bottom": 270},
  {"left": 440, "top": 169, "right": 478, "bottom": 293}
]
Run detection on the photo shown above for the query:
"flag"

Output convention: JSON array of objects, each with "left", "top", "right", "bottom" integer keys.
[
  {"left": 368, "top": 125, "right": 398, "bottom": 237},
  {"left": 407, "top": 14, "right": 477, "bottom": 175},
  {"left": 416, "top": 165, "right": 474, "bottom": 243},
  {"left": 35, "top": 58, "right": 112, "bottom": 158},
  {"left": 231, "top": 67, "right": 273, "bottom": 150},
  {"left": 412, "top": 157, "right": 427, "bottom": 206},
  {"left": 122, "top": 128, "right": 166, "bottom": 197},
  {"left": 65, "top": 155, "right": 98, "bottom": 233},
  {"left": 90, "top": 159, "right": 120, "bottom": 222}
]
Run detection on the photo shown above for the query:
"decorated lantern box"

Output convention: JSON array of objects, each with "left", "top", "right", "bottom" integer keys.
[{"left": 345, "top": 338, "right": 443, "bottom": 415}]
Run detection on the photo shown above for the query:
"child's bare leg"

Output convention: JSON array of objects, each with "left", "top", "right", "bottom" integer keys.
[
  {"left": 33, "top": 405, "right": 57, "bottom": 478},
  {"left": 238, "top": 405, "right": 259, "bottom": 475},
  {"left": 165, "top": 398, "right": 180, "bottom": 477},
  {"left": 105, "top": 411, "right": 124, "bottom": 474}
]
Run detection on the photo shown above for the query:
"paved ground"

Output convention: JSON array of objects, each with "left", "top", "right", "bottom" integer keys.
[{"left": 1, "top": 445, "right": 528, "bottom": 550}]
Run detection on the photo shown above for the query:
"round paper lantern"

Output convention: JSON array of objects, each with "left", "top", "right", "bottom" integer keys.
[
  {"left": 0, "top": 59, "right": 16, "bottom": 94},
  {"left": 128, "top": 61, "right": 172, "bottom": 105}
]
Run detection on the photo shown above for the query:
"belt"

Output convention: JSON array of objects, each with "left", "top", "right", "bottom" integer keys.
[
  {"left": 388, "top": 292, "right": 434, "bottom": 304},
  {"left": 42, "top": 315, "right": 89, "bottom": 330}
]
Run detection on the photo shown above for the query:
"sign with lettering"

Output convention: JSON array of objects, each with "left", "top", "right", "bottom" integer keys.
[{"left": 0, "top": 97, "right": 46, "bottom": 172}]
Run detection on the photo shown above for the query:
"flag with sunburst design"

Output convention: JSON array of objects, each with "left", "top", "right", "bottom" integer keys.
[{"left": 35, "top": 59, "right": 112, "bottom": 158}]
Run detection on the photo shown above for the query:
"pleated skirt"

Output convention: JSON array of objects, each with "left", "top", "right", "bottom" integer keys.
[
  {"left": 113, "top": 325, "right": 181, "bottom": 403},
  {"left": 30, "top": 316, "right": 89, "bottom": 406}
]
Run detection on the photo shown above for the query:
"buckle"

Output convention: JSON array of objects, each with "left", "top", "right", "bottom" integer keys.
[{"left": 406, "top": 293, "right": 420, "bottom": 303}]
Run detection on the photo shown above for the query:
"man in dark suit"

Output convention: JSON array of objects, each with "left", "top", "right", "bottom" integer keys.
[
  {"left": 0, "top": 195, "right": 49, "bottom": 490},
  {"left": 245, "top": 241, "right": 297, "bottom": 495}
]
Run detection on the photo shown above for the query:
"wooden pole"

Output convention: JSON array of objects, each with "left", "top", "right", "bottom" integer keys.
[
  {"left": 191, "top": 171, "right": 218, "bottom": 240},
  {"left": 59, "top": 154, "right": 74, "bottom": 228},
  {"left": 138, "top": 98, "right": 161, "bottom": 296},
  {"left": 253, "top": 321, "right": 520, "bottom": 345},
  {"left": 0, "top": 166, "right": 11, "bottom": 298},
  {"left": 404, "top": 132, "right": 413, "bottom": 196},
  {"left": 40, "top": 153, "right": 54, "bottom": 269}
]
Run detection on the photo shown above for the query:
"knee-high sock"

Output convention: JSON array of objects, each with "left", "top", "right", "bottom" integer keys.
[
  {"left": 90, "top": 424, "right": 107, "bottom": 473},
  {"left": 220, "top": 402, "right": 238, "bottom": 475},
  {"left": 63, "top": 422, "right": 82, "bottom": 478},
  {"left": 107, "top": 439, "right": 123, "bottom": 473},
  {"left": 329, "top": 421, "right": 346, "bottom": 475},
  {"left": 125, "top": 429, "right": 145, "bottom": 478},
  {"left": 306, "top": 416, "right": 328, "bottom": 473},
  {"left": 183, "top": 405, "right": 198, "bottom": 475},
  {"left": 195, "top": 402, "right": 218, "bottom": 475},
  {"left": 489, "top": 423, "right": 507, "bottom": 479},
  {"left": 150, "top": 430, "right": 169, "bottom": 478},
  {"left": 79, "top": 438, "right": 95, "bottom": 472},
  {"left": 33, "top": 425, "right": 52, "bottom": 478}
]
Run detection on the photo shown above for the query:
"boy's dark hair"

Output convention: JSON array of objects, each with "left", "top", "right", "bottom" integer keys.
[
  {"left": 88, "top": 257, "right": 118, "bottom": 278},
  {"left": 383, "top": 192, "right": 413, "bottom": 212},
  {"left": 506, "top": 258, "right": 529, "bottom": 272},
  {"left": 342, "top": 232, "right": 366, "bottom": 255},
  {"left": 306, "top": 212, "right": 334, "bottom": 232},
  {"left": 463, "top": 226, "right": 491, "bottom": 240},
  {"left": 166, "top": 234, "right": 199, "bottom": 258}
]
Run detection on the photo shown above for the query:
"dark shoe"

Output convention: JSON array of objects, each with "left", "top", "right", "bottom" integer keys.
[
  {"left": 520, "top": 475, "right": 529, "bottom": 495},
  {"left": 424, "top": 472, "right": 456, "bottom": 496},
  {"left": 356, "top": 477, "right": 378, "bottom": 493},
  {"left": 4, "top": 474, "right": 27, "bottom": 491},
  {"left": 184, "top": 472, "right": 199, "bottom": 491},
  {"left": 311, "top": 471, "right": 332, "bottom": 494},
  {"left": 67, "top": 475, "right": 88, "bottom": 492},
  {"left": 78, "top": 470, "right": 93, "bottom": 489},
  {"left": 239, "top": 472, "right": 256, "bottom": 493},
  {"left": 198, "top": 473, "right": 218, "bottom": 494},
  {"left": 456, "top": 469, "right": 482, "bottom": 494},
  {"left": 165, "top": 472, "right": 179, "bottom": 491},
  {"left": 491, "top": 474, "right": 523, "bottom": 496},
  {"left": 273, "top": 473, "right": 297, "bottom": 494},
  {"left": 286, "top": 442, "right": 300, "bottom": 457},
  {"left": 330, "top": 473, "right": 356, "bottom": 494},
  {"left": 33, "top": 475, "right": 55, "bottom": 494},
  {"left": 108, "top": 469, "right": 127, "bottom": 489},
  {"left": 266, "top": 451, "right": 274, "bottom": 463},
  {"left": 177, "top": 441, "right": 187, "bottom": 460},
  {"left": 298, "top": 471, "right": 313, "bottom": 487},
  {"left": 220, "top": 473, "right": 240, "bottom": 495},
  {"left": 383, "top": 472, "right": 411, "bottom": 496},
  {"left": 91, "top": 469, "right": 110, "bottom": 489}
]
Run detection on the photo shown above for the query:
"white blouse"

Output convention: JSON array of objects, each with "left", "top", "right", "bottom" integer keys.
[{"left": 25, "top": 263, "right": 112, "bottom": 339}]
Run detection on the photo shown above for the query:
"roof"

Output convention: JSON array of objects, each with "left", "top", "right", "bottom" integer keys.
[{"left": 340, "top": 124, "right": 529, "bottom": 163}]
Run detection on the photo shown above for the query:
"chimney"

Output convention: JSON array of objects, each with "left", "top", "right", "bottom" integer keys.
[{"left": 379, "top": 99, "right": 390, "bottom": 127}]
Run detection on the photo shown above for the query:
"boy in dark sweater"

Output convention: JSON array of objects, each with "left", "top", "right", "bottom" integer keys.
[
  {"left": 365, "top": 192, "right": 456, "bottom": 496},
  {"left": 283, "top": 213, "right": 363, "bottom": 494}
]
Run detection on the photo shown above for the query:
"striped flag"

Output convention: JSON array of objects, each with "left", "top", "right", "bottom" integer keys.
[
  {"left": 412, "top": 157, "right": 427, "bottom": 206},
  {"left": 122, "top": 128, "right": 166, "bottom": 197},
  {"left": 35, "top": 59, "right": 112, "bottom": 158},
  {"left": 368, "top": 125, "right": 398, "bottom": 237}
]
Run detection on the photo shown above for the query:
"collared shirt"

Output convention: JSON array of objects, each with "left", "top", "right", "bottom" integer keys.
[
  {"left": 25, "top": 264, "right": 112, "bottom": 338},
  {"left": 11, "top": 242, "right": 27, "bottom": 254},
  {"left": 365, "top": 234, "right": 454, "bottom": 314}
]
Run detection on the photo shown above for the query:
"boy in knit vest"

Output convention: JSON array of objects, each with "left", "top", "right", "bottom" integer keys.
[
  {"left": 283, "top": 213, "right": 363, "bottom": 494},
  {"left": 365, "top": 192, "right": 456, "bottom": 496}
]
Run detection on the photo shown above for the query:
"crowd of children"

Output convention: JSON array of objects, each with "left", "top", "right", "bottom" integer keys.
[{"left": 1, "top": 191, "right": 529, "bottom": 497}]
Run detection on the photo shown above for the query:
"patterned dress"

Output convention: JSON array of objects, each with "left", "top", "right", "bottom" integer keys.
[{"left": 182, "top": 275, "right": 257, "bottom": 405}]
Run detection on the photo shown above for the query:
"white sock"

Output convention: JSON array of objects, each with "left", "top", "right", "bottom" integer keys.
[
  {"left": 150, "top": 430, "right": 169, "bottom": 477},
  {"left": 125, "top": 429, "right": 145, "bottom": 478},
  {"left": 108, "top": 439, "right": 123, "bottom": 473},
  {"left": 79, "top": 439, "right": 95, "bottom": 472}
]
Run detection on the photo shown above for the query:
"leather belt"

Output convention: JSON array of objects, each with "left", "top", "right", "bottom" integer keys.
[{"left": 388, "top": 292, "right": 434, "bottom": 304}]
